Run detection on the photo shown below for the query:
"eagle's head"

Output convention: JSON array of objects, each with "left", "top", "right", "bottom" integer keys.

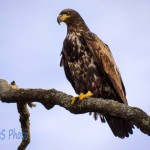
[
  {"left": 57, "top": 9, "right": 81, "bottom": 24},
  {"left": 57, "top": 9, "right": 89, "bottom": 31}
]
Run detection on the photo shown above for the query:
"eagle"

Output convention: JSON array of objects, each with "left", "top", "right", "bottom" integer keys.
[{"left": 57, "top": 8, "right": 134, "bottom": 138}]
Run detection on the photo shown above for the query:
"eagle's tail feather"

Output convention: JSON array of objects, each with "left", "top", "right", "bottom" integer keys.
[
  {"left": 90, "top": 112, "right": 134, "bottom": 138},
  {"left": 105, "top": 115, "right": 134, "bottom": 138}
]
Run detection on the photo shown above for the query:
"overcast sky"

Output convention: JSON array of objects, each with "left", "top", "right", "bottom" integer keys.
[{"left": 0, "top": 0, "right": 150, "bottom": 149}]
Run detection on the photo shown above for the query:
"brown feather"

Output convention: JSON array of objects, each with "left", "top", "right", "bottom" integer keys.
[{"left": 83, "top": 32, "right": 127, "bottom": 104}]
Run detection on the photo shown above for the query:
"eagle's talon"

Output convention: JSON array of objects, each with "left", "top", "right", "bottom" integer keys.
[
  {"left": 79, "top": 91, "right": 93, "bottom": 100},
  {"left": 71, "top": 91, "right": 93, "bottom": 104},
  {"left": 79, "top": 93, "right": 84, "bottom": 100},
  {"left": 71, "top": 97, "right": 76, "bottom": 105}
]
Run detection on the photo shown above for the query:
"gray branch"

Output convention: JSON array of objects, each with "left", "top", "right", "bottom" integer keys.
[
  {"left": 0, "top": 79, "right": 150, "bottom": 148},
  {"left": 17, "top": 102, "right": 30, "bottom": 150}
]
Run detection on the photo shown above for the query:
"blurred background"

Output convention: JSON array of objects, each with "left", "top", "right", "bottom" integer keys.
[{"left": 0, "top": 0, "right": 150, "bottom": 149}]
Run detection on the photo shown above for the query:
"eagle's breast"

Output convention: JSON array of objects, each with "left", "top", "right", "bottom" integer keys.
[
  {"left": 64, "top": 32, "right": 104, "bottom": 95},
  {"left": 66, "top": 32, "right": 94, "bottom": 78}
]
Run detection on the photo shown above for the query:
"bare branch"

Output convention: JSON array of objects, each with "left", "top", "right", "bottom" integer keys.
[
  {"left": 0, "top": 79, "right": 150, "bottom": 139},
  {"left": 0, "top": 79, "right": 31, "bottom": 150},
  {"left": 17, "top": 102, "right": 30, "bottom": 150},
  {"left": 11, "top": 81, "right": 31, "bottom": 150}
]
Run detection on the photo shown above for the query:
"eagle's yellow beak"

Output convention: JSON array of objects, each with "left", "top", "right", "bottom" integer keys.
[{"left": 57, "top": 14, "right": 70, "bottom": 24}]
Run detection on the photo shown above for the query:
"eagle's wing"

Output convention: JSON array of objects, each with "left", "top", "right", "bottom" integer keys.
[
  {"left": 60, "top": 47, "right": 76, "bottom": 91},
  {"left": 83, "top": 32, "right": 127, "bottom": 104}
]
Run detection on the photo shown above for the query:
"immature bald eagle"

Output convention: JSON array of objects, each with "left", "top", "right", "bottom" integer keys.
[{"left": 57, "top": 9, "right": 134, "bottom": 138}]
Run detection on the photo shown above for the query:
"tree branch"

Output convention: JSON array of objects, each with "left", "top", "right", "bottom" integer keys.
[
  {"left": 17, "top": 102, "right": 30, "bottom": 150},
  {"left": 10, "top": 81, "right": 31, "bottom": 150},
  {"left": 0, "top": 79, "right": 150, "bottom": 143}
]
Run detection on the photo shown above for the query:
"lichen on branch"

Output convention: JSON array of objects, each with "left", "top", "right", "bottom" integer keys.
[{"left": 0, "top": 79, "right": 150, "bottom": 149}]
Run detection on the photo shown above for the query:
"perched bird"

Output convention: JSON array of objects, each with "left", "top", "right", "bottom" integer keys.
[
  {"left": 57, "top": 8, "right": 134, "bottom": 138},
  {"left": 11, "top": 81, "right": 19, "bottom": 90}
]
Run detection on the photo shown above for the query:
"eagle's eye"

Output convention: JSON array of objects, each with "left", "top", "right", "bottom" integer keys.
[{"left": 64, "top": 11, "right": 70, "bottom": 16}]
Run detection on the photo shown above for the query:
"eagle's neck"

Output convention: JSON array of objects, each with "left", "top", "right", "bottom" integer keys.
[{"left": 67, "top": 18, "right": 90, "bottom": 35}]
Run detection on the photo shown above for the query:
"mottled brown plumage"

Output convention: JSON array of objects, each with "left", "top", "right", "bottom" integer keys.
[{"left": 57, "top": 8, "right": 134, "bottom": 138}]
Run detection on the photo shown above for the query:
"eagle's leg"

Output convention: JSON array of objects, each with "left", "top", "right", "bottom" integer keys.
[{"left": 71, "top": 91, "right": 93, "bottom": 105}]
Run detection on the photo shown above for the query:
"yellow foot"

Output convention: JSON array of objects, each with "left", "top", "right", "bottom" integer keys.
[
  {"left": 71, "top": 91, "right": 93, "bottom": 105},
  {"left": 79, "top": 91, "right": 93, "bottom": 100},
  {"left": 71, "top": 97, "right": 76, "bottom": 105}
]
